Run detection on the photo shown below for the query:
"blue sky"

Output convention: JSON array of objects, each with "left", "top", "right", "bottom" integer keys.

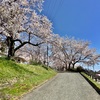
[{"left": 42, "top": 0, "right": 100, "bottom": 71}]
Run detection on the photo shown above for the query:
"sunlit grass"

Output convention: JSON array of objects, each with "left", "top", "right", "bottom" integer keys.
[
  {"left": 81, "top": 72, "right": 100, "bottom": 89},
  {"left": 0, "top": 57, "right": 57, "bottom": 99}
]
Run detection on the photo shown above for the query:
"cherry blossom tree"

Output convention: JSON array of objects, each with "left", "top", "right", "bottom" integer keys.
[
  {"left": 50, "top": 34, "right": 67, "bottom": 69},
  {"left": 0, "top": 0, "right": 52, "bottom": 58},
  {"left": 15, "top": 45, "right": 40, "bottom": 62},
  {"left": 50, "top": 35, "right": 100, "bottom": 70}
]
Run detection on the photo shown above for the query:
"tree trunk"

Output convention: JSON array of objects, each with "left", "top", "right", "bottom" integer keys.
[
  {"left": 72, "top": 63, "right": 75, "bottom": 69},
  {"left": 6, "top": 36, "right": 15, "bottom": 59},
  {"left": 65, "top": 63, "right": 68, "bottom": 71},
  {"left": 68, "top": 63, "right": 71, "bottom": 70}
]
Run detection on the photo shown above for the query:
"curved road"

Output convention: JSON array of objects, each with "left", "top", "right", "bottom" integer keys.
[{"left": 21, "top": 73, "right": 100, "bottom": 100}]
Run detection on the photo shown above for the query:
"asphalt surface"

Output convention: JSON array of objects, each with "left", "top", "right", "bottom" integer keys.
[{"left": 21, "top": 73, "right": 100, "bottom": 100}]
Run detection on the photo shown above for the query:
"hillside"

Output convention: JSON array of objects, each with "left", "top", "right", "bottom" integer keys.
[{"left": 0, "top": 58, "right": 56, "bottom": 99}]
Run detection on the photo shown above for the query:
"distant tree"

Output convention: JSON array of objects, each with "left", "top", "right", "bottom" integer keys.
[
  {"left": 16, "top": 44, "right": 41, "bottom": 62},
  {"left": 50, "top": 34, "right": 67, "bottom": 69},
  {"left": 50, "top": 35, "right": 100, "bottom": 70}
]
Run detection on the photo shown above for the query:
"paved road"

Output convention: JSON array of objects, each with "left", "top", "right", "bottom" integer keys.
[{"left": 21, "top": 73, "right": 100, "bottom": 100}]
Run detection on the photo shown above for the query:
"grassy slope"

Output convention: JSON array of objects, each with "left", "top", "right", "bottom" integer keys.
[
  {"left": 81, "top": 72, "right": 100, "bottom": 89},
  {"left": 0, "top": 58, "right": 57, "bottom": 99}
]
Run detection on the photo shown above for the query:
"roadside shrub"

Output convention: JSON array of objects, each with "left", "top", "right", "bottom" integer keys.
[{"left": 77, "top": 66, "right": 84, "bottom": 72}]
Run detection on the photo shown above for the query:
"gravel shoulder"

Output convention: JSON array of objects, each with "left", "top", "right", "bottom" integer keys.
[{"left": 21, "top": 73, "right": 100, "bottom": 100}]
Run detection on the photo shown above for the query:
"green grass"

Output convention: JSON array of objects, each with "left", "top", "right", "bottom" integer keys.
[
  {"left": 81, "top": 72, "right": 100, "bottom": 89},
  {"left": 0, "top": 57, "right": 57, "bottom": 100}
]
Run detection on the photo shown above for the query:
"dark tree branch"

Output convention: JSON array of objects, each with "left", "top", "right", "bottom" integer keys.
[
  {"left": 14, "top": 41, "right": 44, "bottom": 52},
  {"left": 81, "top": 54, "right": 92, "bottom": 61},
  {"left": 13, "top": 39, "right": 23, "bottom": 44}
]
